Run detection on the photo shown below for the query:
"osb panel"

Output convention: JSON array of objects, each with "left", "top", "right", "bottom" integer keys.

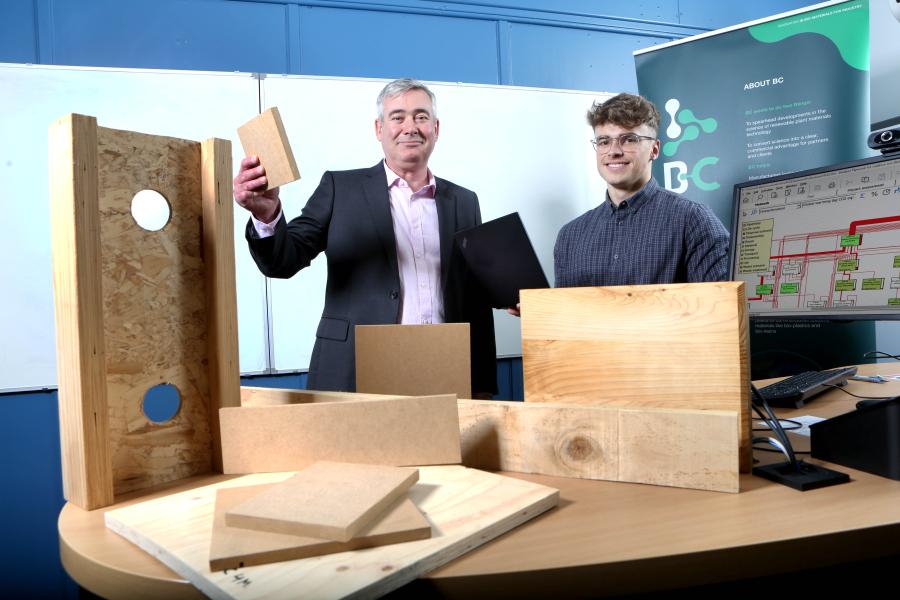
[{"left": 96, "top": 126, "right": 212, "bottom": 495}]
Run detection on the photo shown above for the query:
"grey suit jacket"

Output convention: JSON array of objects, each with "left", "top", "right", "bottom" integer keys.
[{"left": 247, "top": 161, "right": 497, "bottom": 393}]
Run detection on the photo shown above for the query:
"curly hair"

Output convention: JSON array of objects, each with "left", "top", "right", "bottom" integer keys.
[{"left": 586, "top": 93, "right": 660, "bottom": 135}]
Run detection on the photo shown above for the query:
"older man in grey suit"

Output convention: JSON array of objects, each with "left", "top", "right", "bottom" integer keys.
[{"left": 233, "top": 78, "right": 496, "bottom": 396}]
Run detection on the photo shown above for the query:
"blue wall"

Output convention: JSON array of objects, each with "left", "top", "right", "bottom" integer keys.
[{"left": 0, "top": 0, "right": 815, "bottom": 597}]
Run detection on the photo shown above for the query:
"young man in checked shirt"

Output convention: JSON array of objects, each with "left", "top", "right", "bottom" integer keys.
[{"left": 553, "top": 93, "right": 730, "bottom": 288}]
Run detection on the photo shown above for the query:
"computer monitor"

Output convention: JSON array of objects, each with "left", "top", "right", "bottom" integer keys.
[{"left": 730, "top": 153, "right": 900, "bottom": 320}]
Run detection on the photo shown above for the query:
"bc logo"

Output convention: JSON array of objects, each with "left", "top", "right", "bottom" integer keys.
[{"left": 661, "top": 98, "right": 720, "bottom": 193}]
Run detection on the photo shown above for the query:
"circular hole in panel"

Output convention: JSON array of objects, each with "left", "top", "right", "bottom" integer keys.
[
  {"left": 131, "top": 189, "right": 171, "bottom": 231},
  {"left": 142, "top": 383, "right": 182, "bottom": 424}
]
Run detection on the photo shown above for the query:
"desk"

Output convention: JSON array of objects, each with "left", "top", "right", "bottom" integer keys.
[{"left": 59, "top": 362, "right": 900, "bottom": 598}]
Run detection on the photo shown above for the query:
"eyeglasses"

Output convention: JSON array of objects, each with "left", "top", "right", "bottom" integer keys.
[{"left": 590, "top": 133, "right": 656, "bottom": 153}]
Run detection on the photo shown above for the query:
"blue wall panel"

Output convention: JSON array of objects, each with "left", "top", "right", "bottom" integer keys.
[
  {"left": 298, "top": 5, "right": 500, "bottom": 82},
  {"left": 465, "top": 0, "right": 679, "bottom": 23},
  {"left": 507, "top": 24, "right": 664, "bottom": 92},
  {"left": 0, "top": 0, "right": 38, "bottom": 64},
  {"left": 48, "top": 0, "right": 290, "bottom": 73}
]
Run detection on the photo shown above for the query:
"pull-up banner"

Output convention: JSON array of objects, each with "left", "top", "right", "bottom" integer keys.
[{"left": 634, "top": 0, "right": 870, "bottom": 227}]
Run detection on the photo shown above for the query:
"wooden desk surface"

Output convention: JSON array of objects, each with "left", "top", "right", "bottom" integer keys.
[{"left": 59, "top": 362, "right": 900, "bottom": 598}]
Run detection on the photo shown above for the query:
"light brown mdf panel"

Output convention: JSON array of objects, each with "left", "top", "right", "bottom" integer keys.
[
  {"left": 240, "top": 386, "right": 396, "bottom": 406},
  {"left": 356, "top": 323, "right": 472, "bottom": 399},
  {"left": 50, "top": 114, "right": 240, "bottom": 510},
  {"left": 225, "top": 462, "right": 420, "bottom": 542},
  {"left": 521, "top": 282, "right": 750, "bottom": 471},
  {"left": 210, "top": 484, "right": 430, "bottom": 571},
  {"left": 222, "top": 392, "right": 461, "bottom": 473},
  {"left": 105, "top": 467, "right": 559, "bottom": 599},
  {"left": 458, "top": 400, "right": 739, "bottom": 493},
  {"left": 236, "top": 107, "right": 300, "bottom": 190}
]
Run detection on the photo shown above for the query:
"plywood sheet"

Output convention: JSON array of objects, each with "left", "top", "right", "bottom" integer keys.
[
  {"left": 220, "top": 394, "right": 461, "bottom": 474},
  {"left": 237, "top": 107, "right": 300, "bottom": 190},
  {"left": 105, "top": 466, "right": 559, "bottom": 599},
  {"left": 225, "top": 462, "right": 419, "bottom": 542},
  {"left": 458, "top": 400, "right": 739, "bottom": 493},
  {"left": 520, "top": 282, "right": 751, "bottom": 472},
  {"left": 210, "top": 484, "right": 430, "bottom": 571},
  {"left": 355, "top": 324, "right": 471, "bottom": 399}
]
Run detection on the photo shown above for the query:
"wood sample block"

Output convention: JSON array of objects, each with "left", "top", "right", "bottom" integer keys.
[
  {"left": 49, "top": 114, "right": 240, "bottom": 510},
  {"left": 222, "top": 392, "right": 461, "bottom": 473},
  {"left": 210, "top": 483, "right": 431, "bottom": 571},
  {"left": 225, "top": 462, "right": 419, "bottom": 542},
  {"left": 356, "top": 323, "right": 472, "bottom": 399},
  {"left": 105, "top": 467, "right": 559, "bottom": 599},
  {"left": 458, "top": 399, "right": 739, "bottom": 493},
  {"left": 237, "top": 107, "right": 300, "bottom": 190},
  {"left": 520, "top": 282, "right": 751, "bottom": 472}
]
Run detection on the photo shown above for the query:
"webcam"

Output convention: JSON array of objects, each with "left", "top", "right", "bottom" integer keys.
[{"left": 868, "top": 128, "right": 900, "bottom": 154}]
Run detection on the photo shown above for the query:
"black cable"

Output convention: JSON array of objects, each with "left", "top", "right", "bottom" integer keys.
[
  {"left": 752, "top": 418, "right": 802, "bottom": 432},
  {"left": 753, "top": 446, "right": 810, "bottom": 455},
  {"left": 750, "top": 384, "right": 798, "bottom": 467},
  {"left": 821, "top": 383, "right": 899, "bottom": 401},
  {"left": 863, "top": 350, "right": 900, "bottom": 361}
]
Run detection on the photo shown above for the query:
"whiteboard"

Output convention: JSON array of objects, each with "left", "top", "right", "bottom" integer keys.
[
  {"left": 0, "top": 64, "right": 266, "bottom": 391},
  {"left": 0, "top": 64, "right": 610, "bottom": 390},
  {"left": 260, "top": 75, "right": 609, "bottom": 369}
]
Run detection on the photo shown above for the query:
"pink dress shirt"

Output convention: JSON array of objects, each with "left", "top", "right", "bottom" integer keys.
[{"left": 250, "top": 160, "right": 444, "bottom": 324}]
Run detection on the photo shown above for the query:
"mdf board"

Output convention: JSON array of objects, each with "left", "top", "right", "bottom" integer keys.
[
  {"left": 50, "top": 113, "right": 240, "bottom": 510},
  {"left": 225, "top": 462, "right": 419, "bottom": 542},
  {"left": 458, "top": 400, "right": 739, "bottom": 493},
  {"left": 236, "top": 107, "right": 300, "bottom": 190},
  {"left": 221, "top": 393, "right": 461, "bottom": 473},
  {"left": 105, "top": 466, "right": 559, "bottom": 600},
  {"left": 520, "top": 282, "right": 751, "bottom": 472},
  {"left": 210, "top": 484, "right": 430, "bottom": 571},
  {"left": 355, "top": 323, "right": 471, "bottom": 399},
  {"left": 240, "top": 386, "right": 397, "bottom": 407}
]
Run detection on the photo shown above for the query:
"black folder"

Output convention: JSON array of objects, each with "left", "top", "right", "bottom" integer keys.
[{"left": 454, "top": 212, "right": 550, "bottom": 309}]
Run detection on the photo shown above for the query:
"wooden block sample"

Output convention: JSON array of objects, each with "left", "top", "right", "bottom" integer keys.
[
  {"left": 520, "top": 282, "right": 751, "bottom": 472},
  {"left": 210, "top": 484, "right": 431, "bottom": 571},
  {"left": 225, "top": 462, "right": 419, "bottom": 542},
  {"left": 356, "top": 323, "right": 471, "bottom": 399},
  {"left": 105, "top": 466, "right": 559, "bottom": 600},
  {"left": 237, "top": 107, "right": 300, "bottom": 190},
  {"left": 458, "top": 400, "right": 739, "bottom": 493},
  {"left": 221, "top": 393, "right": 460, "bottom": 474},
  {"left": 49, "top": 114, "right": 240, "bottom": 510}
]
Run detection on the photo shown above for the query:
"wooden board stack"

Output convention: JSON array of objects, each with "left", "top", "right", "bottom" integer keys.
[
  {"left": 520, "top": 282, "right": 751, "bottom": 472},
  {"left": 224, "top": 462, "right": 420, "bottom": 542},
  {"left": 208, "top": 461, "right": 429, "bottom": 570},
  {"left": 105, "top": 466, "right": 560, "bottom": 599},
  {"left": 210, "top": 484, "right": 431, "bottom": 571}
]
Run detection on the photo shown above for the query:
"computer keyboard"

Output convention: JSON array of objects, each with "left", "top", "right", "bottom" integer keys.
[{"left": 756, "top": 366, "right": 858, "bottom": 408}]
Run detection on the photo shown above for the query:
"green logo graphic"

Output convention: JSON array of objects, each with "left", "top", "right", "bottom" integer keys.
[{"left": 662, "top": 98, "right": 720, "bottom": 193}]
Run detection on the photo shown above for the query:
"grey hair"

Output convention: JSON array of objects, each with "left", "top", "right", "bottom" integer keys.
[{"left": 376, "top": 78, "right": 437, "bottom": 121}]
